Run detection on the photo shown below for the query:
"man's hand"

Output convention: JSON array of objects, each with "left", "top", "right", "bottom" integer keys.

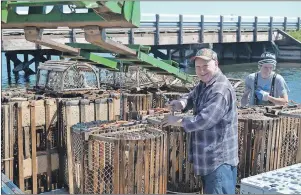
[
  {"left": 160, "top": 115, "right": 183, "bottom": 127},
  {"left": 255, "top": 89, "right": 269, "bottom": 101},
  {"left": 165, "top": 100, "right": 184, "bottom": 111}
]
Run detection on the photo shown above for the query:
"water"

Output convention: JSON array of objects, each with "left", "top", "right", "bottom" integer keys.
[
  {"left": 187, "top": 62, "right": 301, "bottom": 103},
  {"left": 2, "top": 52, "right": 301, "bottom": 103}
]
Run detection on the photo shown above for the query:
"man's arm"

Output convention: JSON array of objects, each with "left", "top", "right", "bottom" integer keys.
[
  {"left": 178, "top": 86, "right": 197, "bottom": 111},
  {"left": 267, "top": 94, "right": 288, "bottom": 105},
  {"left": 268, "top": 75, "right": 289, "bottom": 105},
  {"left": 182, "top": 93, "right": 228, "bottom": 132},
  {"left": 241, "top": 88, "right": 251, "bottom": 107},
  {"left": 240, "top": 75, "right": 252, "bottom": 107}
]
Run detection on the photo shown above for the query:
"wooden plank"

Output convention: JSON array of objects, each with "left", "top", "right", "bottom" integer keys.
[
  {"left": 200, "top": 15, "right": 204, "bottom": 42},
  {"left": 154, "top": 137, "right": 160, "bottom": 194},
  {"left": 287, "top": 118, "right": 295, "bottom": 166},
  {"left": 285, "top": 117, "right": 293, "bottom": 167},
  {"left": 219, "top": 15, "right": 224, "bottom": 43},
  {"left": 17, "top": 103, "right": 24, "bottom": 191},
  {"left": 128, "top": 141, "right": 135, "bottom": 193},
  {"left": 163, "top": 133, "right": 168, "bottom": 193},
  {"left": 265, "top": 119, "right": 273, "bottom": 171},
  {"left": 24, "top": 127, "right": 31, "bottom": 159},
  {"left": 251, "top": 126, "right": 261, "bottom": 175},
  {"left": 254, "top": 16, "right": 258, "bottom": 42},
  {"left": 282, "top": 117, "right": 288, "bottom": 167},
  {"left": 269, "top": 17, "right": 273, "bottom": 41},
  {"left": 179, "top": 15, "right": 183, "bottom": 44},
  {"left": 273, "top": 119, "right": 281, "bottom": 170},
  {"left": 136, "top": 140, "right": 144, "bottom": 193},
  {"left": 142, "top": 95, "right": 147, "bottom": 111},
  {"left": 245, "top": 119, "right": 253, "bottom": 177},
  {"left": 269, "top": 118, "right": 277, "bottom": 170},
  {"left": 185, "top": 133, "right": 191, "bottom": 187},
  {"left": 3, "top": 105, "right": 10, "bottom": 177},
  {"left": 144, "top": 139, "right": 150, "bottom": 194},
  {"left": 240, "top": 120, "right": 248, "bottom": 178},
  {"left": 171, "top": 131, "right": 177, "bottom": 184},
  {"left": 149, "top": 138, "right": 155, "bottom": 194},
  {"left": 9, "top": 104, "right": 15, "bottom": 180},
  {"left": 155, "top": 14, "right": 160, "bottom": 45},
  {"left": 178, "top": 130, "right": 184, "bottom": 183},
  {"left": 30, "top": 101, "right": 38, "bottom": 194},
  {"left": 237, "top": 16, "right": 242, "bottom": 42},
  {"left": 65, "top": 105, "right": 74, "bottom": 194},
  {"left": 108, "top": 98, "right": 114, "bottom": 121},
  {"left": 113, "top": 140, "right": 120, "bottom": 194},
  {"left": 124, "top": 141, "right": 129, "bottom": 194},
  {"left": 260, "top": 121, "right": 267, "bottom": 173},
  {"left": 45, "top": 100, "right": 52, "bottom": 191},
  {"left": 113, "top": 96, "right": 121, "bottom": 120},
  {"left": 159, "top": 136, "right": 164, "bottom": 194},
  {"left": 296, "top": 117, "right": 301, "bottom": 163},
  {"left": 119, "top": 140, "right": 125, "bottom": 194},
  {"left": 95, "top": 99, "right": 108, "bottom": 121}
]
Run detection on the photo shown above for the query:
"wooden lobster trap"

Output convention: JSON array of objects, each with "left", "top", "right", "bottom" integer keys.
[
  {"left": 146, "top": 113, "right": 202, "bottom": 193},
  {"left": 237, "top": 106, "right": 301, "bottom": 180},
  {"left": 153, "top": 92, "right": 185, "bottom": 109},
  {"left": 71, "top": 122, "right": 167, "bottom": 194}
]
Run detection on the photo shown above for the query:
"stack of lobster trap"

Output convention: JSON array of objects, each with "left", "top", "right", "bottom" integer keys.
[
  {"left": 71, "top": 121, "right": 167, "bottom": 194},
  {"left": 1, "top": 60, "right": 301, "bottom": 194}
]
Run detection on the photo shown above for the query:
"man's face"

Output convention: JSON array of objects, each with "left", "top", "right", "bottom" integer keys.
[
  {"left": 260, "top": 63, "right": 274, "bottom": 78},
  {"left": 195, "top": 58, "right": 218, "bottom": 83}
]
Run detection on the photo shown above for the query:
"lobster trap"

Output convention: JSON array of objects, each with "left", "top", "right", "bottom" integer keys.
[
  {"left": 153, "top": 92, "right": 185, "bottom": 109},
  {"left": 237, "top": 107, "right": 301, "bottom": 180},
  {"left": 35, "top": 60, "right": 100, "bottom": 94},
  {"left": 99, "top": 67, "right": 167, "bottom": 90},
  {"left": 146, "top": 113, "right": 202, "bottom": 193},
  {"left": 71, "top": 122, "right": 167, "bottom": 194}
]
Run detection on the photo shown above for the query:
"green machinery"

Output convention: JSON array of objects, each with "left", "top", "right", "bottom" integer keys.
[{"left": 1, "top": 1, "right": 193, "bottom": 83}]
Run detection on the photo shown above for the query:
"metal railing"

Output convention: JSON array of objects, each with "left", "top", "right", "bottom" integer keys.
[
  {"left": 2, "top": 14, "right": 300, "bottom": 33},
  {"left": 2, "top": 14, "right": 300, "bottom": 45}
]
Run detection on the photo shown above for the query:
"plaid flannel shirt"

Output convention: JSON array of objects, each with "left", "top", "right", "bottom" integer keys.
[{"left": 180, "top": 70, "right": 239, "bottom": 176}]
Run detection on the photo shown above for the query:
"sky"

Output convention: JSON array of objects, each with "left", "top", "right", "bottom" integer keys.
[{"left": 140, "top": 1, "right": 301, "bottom": 18}]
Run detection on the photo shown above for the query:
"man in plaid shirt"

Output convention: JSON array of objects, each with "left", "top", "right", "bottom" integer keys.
[{"left": 162, "top": 48, "right": 238, "bottom": 194}]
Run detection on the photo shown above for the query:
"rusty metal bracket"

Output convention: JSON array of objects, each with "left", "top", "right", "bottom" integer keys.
[
  {"left": 84, "top": 26, "right": 136, "bottom": 56},
  {"left": 24, "top": 27, "right": 80, "bottom": 55}
]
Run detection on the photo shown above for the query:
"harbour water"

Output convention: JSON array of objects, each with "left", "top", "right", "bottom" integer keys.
[{"left": 1, "top": 53, "right": 301, "bottom": 103}]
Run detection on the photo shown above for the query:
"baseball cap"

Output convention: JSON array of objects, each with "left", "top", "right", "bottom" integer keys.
[{"left": 191, "top": 48, "right": 218, "bottom": 61}]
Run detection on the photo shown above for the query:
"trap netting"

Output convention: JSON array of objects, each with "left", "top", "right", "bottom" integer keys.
[
  {"left": 36, "top": 60, "right": 100, "bottom": 93},
  {"left": 99, "top": 67, "right": 168, "bottom": 89},
  {"left": 71, "top": 122, "right": 167, "bottom": 194}
]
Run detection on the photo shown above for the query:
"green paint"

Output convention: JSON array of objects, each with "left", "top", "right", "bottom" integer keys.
[
  {"left": 2, "top": 1, "right": 140, "bottom": 27},
  {"left": 103, "top": 2, "right": 122, "bottom": 14},
  {"left": 80, "top": 50, "right": 119, "bottom": 70},
  {"left": 137, "top": 52, "right": 193, "bottom": 82}
]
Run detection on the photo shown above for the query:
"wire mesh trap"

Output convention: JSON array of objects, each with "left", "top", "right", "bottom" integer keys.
[
  {"left": 35, "top": 60, "right": 100, "bottom": 94},
  {"left": 71, "top": 122, "right": 167, "bottom": 194}
]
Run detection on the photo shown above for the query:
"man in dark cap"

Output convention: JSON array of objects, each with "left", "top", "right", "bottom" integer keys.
[{"left": 162, "top": 48, "right": 238, "bottom": 194}]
